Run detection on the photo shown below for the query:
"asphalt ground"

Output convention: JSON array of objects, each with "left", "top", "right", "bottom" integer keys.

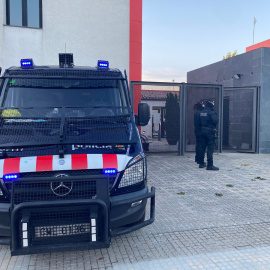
[{"left": 1, "top": 152, "right": 270, "bottom": 269}]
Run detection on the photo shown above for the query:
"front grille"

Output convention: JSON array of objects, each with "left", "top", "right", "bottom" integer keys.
[
  {"left": 4, "top": 170, "right": 116, "bottom": 204},
  {"left": 19, "top": 169, "right": 103, "bottom": 178},
  {"left": 6, "top": 180, "right": 96, "bottom": 204}
]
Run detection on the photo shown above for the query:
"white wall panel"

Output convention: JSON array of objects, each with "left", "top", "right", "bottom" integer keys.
[{"left": 0, "top": 0, "right": 129, "bottom": 74}]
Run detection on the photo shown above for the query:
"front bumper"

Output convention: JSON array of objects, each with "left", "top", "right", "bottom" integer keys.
[
  {"left": 0, "top": 203, "right": 10, "bottom": 237},
  {"left": 0, "top": 177, "right": 155, "bottom": 255},
  {"left": 110, "top": 186, "right": 155, "bottom": 237},
  {"left": 11, "top": 199, "right": 110, "bottom": 256}
]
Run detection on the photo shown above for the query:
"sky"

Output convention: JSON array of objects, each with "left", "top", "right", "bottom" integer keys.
[{"left": 142, "top": 0, "right": 270, "bottom": 83}]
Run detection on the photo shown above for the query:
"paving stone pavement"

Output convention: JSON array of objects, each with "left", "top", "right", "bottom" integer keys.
[{"left": 1, "top": 152, "right": 270, "bottom": 269}]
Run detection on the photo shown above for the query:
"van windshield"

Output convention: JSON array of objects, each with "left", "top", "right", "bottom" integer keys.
[
  {"left": 2, "top": 78, "right": 128, "bottom": 108},
  {"left": 0, "top": 78, "right": 138, "bottom": 149}
]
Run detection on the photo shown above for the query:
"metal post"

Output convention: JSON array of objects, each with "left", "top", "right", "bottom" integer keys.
[
  {"left": 256, "top": 86, "right": 260, "bottom": 153},
  {"left": 218, "top": 85, "right": 223, "bottom": 153},
  {"left": 179, "top": 83, "right": 185, "bottom": 155},
  {"left": 130, "top": 82, "right": 134, "bottom": 107}
]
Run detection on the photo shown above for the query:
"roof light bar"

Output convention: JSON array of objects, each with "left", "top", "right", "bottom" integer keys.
[
  {"left": 97, "top": 60, "right": 109, "bottom": 70},
  {"left": 20, "top": 59, "right": 34, "bottom": 69}
]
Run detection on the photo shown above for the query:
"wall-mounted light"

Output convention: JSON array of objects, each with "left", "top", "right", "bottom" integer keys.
[{"left": 233, "top": 74, "right": 243, "bottom": 80}]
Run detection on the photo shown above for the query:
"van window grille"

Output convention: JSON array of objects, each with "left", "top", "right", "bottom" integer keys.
[{"left": 0, "top": 107, "right": 137, "bottom": 146}]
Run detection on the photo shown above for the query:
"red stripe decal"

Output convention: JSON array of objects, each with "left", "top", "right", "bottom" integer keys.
[
  {"left": 3, "top": 158, "right": 21, "bottom": 175},
  {"left": 102, "top": 154, "right": 118, "bottom": 170},
  {"left": 71, "top": 154, "right": 88, "bottom": 170},
  {"left": 36, "top": 156, "right": 53, "bottom": 171}
]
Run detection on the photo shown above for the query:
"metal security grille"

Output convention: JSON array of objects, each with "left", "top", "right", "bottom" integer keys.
[
  {"left": 130, "top": 81, "right": 223, "bottom": 155},
  {"left": 4, "top": 170, "right": 116, "bottom": 204},
  {"left": 59, "top": 54, "right": 74, "bottom": 67},
  {"left": 14, "top": 203, "right": 107, "bottom": 251},
  {"left": 5, "top": 68, "right": 122, "bottom": 78},
  {"left": 6, "top": 178, "right": 97, "bottom": 204},
  {"left": 223, "top": 87, "right": 258, "bottom": 152},
  {"left": 119, "top": 158, "right": 146, "bottom": 188},
  {"left": 20, "top": 169, "right": 103, "bottom": 178},
  {"left": 184, "top": 85, "right": 221, "bottom": 152},
  {"left": 10, "top": 166, "right": 110, "bottom": 256},
  {"left": 5, "top": 170, "right": 115, "bottom": 204},
  {"left": 23, "top": 208, "right": 92, "bottom": 246},
  {"left": 0, "top": 107, "right": 136, "bottom": 146},
  {"left": 18, "top": 169, "right": 103, "bottom": 178}
]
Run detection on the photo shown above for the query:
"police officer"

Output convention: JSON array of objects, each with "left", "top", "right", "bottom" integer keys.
[
  {"left": 198, "top": 99, "right": 219, "bottom": 170},
  {"left": 194, "top": 101, "right": 205, "bottom": 165}
]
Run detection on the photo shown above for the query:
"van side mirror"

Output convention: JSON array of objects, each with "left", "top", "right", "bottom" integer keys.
[{"left": 137, "top": 103, "right": 150, "bottom": 126}]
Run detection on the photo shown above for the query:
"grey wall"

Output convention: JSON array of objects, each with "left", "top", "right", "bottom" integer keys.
[
  {"left": 187, "top": 48, "right": 262, "bottom": 87},
  {"left": 260, "top": 48, "right": 270, "bottom": 153},
  {"left": 187, "top": 47, "right": 270, "bottom": 153}
]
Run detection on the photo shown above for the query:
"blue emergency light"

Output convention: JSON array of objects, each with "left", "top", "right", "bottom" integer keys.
[
  {"left": 4, "top": 174, "right": 19, "bottom": 180},
  {"left": 97, "top": 60, "right": 109, "bottom": 69},
  {"left": 103, "top": 169, "right": 117, "bottom": 175},
  {"left": 20, "top": 59, "right": 34, "bottom": 69}
]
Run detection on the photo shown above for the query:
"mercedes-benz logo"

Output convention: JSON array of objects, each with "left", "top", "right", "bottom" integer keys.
[{"left": 51, "top": 174, "right": 73, "bottom": 197}]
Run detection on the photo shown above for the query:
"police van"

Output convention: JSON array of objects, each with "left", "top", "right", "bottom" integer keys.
[{"left": 0, "top": 55, "right": 155, "bottom": 256}]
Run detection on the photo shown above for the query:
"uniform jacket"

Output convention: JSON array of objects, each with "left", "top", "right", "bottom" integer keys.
[
  {"left": 194, "top": 108, "right": 203, "bottom": 135},
  {"left": 200, "top": 107, "right": 219, "bottom": 129}
]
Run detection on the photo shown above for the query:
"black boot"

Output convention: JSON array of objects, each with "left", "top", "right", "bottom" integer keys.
[
  {"left": 199, "top": 163, "right": 206, "bottom": 168},
  {"left": 206, "top": 165, "right": 219, "bottom": 170}
]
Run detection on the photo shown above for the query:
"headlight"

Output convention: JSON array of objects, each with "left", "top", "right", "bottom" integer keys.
[{"left": 119, "top": 154, "right": 146, "bottom": 188}]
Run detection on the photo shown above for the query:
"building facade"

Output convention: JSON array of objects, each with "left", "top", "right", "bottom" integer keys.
[
  {"left": 187, "top": 47, "right": 270, "bottom": 153},
  {"left": 0, "top": 0, "right": 142, "bottom": 107}
]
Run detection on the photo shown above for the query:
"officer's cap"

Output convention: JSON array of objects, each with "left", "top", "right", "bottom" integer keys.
[
  {"left": 207, "top": 99, "right": 214, "bottom": 106},
  {"left": 197, "top": 100, "right": 205, "bottom": 107}
]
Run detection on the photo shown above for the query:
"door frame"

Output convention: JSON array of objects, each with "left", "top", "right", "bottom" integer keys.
[{"left": 223, "top": 86, "right": 259, "bottom": 153}]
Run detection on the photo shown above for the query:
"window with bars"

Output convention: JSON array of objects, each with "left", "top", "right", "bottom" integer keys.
[{"left": 6, "top": 0, "right": 42, "bottom": 29}]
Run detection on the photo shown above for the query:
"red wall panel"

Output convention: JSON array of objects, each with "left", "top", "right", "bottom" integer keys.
[
  {"left": 246, "top": 39, "right": 270, "bottom": 52},
  {"left": 130, "top": 0, "right": 142, "bottom": 113}
]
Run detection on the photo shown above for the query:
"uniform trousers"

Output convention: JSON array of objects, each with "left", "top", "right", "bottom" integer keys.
[{"left": 198, "top": 127, "right": 215, "bottom": 167}]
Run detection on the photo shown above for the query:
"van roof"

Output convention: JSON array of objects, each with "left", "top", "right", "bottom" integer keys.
[{"left": 4, "top": 65, "right": 123, "bottom": 78}]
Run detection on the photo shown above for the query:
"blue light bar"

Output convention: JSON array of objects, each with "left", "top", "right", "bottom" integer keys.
[
  {"left": 103, "top": 169, "right": 117, "bottom": 175},
  {"left": 4, "top": 174, "right": 19, "bottom": 180},
  {"left": 20, "top": 59, "right": 34, "bottom": 68},
  {"left": 97, "top": 60, "right": 109, "bottom": 69}
]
